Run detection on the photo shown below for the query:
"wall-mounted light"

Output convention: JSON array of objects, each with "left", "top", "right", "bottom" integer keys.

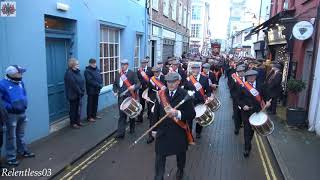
[{"left": 57, "top": 2, "right": 69, "bottom": 12}]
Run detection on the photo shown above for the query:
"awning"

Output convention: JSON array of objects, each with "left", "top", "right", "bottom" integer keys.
[{"left": 244, "top": 10, "right": 295, "bottom": 40}]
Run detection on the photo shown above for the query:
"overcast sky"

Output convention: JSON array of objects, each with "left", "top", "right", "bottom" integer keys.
[{"left": 210, "top": 0, "right": 261, "bottom": 40}]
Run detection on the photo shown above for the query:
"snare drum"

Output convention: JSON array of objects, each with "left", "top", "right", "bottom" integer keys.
[
  {"left": 207, "top": 95, "right": 221, "bottom": 112},
  {"left": 195, "top": 104, "right": 215, "bottom": 127},
  {"left": 249, "top": 111, "right": 274, "bottom": 136},
  {"left": 120, "top": 97, "right": 142, "bottom": 118}
]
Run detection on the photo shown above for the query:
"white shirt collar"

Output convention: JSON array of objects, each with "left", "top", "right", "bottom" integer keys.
[
  {"left": 169, "top": 89, "right": 177, "bottom": 96},
  {"left": 196, "top": 73, "right": 200, "bottom": 81}
]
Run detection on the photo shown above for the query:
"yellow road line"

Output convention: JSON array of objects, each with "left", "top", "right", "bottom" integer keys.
[
  {"left": 257, "top": 135, "right": 277, "bottom": 180},
  {"left": 255, "top": 134, "right": 271, "bottom": 180},
  {"left": 60, "top": 138, "right": 116, "bottom": 180},
  {"left": 68, "top": 142, "right": 116, "bottom": 179}
]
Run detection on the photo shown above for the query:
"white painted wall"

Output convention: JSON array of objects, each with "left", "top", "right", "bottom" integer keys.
[{"left": 308, "top": 39, "right": 320, "bottom": 136}]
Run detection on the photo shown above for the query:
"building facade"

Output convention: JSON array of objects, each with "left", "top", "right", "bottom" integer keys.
[
  {"left": 0, "top": 0, "right": 147, "bottom": 143},
  {"left": 148, "top": 0, "right": 191, "bottom": 65},
  {"left": 189, "top": 0, "right": 211, "bottom": 55}
]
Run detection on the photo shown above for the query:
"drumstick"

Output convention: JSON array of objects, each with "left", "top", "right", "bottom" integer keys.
[
  {"left": 130, "top": 93, "right": 194, "bottom": 148},
  {"left": 119, "top": 89, "right": 129, "bottom": 97},
  {"left": 261, "top": 99, "right": 272, "bottom": 112}
]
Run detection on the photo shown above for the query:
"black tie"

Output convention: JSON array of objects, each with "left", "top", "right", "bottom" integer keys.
[{"left": 170, "top": 91, "right": 174, "bottom": 98}]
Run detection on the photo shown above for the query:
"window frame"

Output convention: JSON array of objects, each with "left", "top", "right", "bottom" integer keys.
[
  {"left": 134, "top": 35, "right": 142, "bottom": 72},
  {"left": 99, "top": 27, "right": 121, "bottom": 87},
  {"left": 178, "top": 2, "right": 183, "bottom": 24},
  {"left": 152, "top": 0, "right": 159, "bottom": 11},
  {"left": 163, "top": 0, "right": 169, "bottom": 17},
  {"left": 171, "top": 0, "right": 177, "bottom": 21}
]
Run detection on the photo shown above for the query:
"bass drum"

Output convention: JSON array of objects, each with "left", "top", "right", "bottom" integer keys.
[
  {"left": 249, "top": 111, "right": 274, "bottom": 136},
  {"left": 195, "top": 104, "right": 215, "bottom": 127}
]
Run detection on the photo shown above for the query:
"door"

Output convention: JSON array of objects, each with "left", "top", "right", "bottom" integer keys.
[{"left": 46, "top": 38, "right": 69, "bottom": 123}]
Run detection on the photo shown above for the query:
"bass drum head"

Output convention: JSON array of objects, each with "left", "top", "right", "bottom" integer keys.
[
  {"left": 120, "top": 97, "right": 132, "bottom": 111},
  {"left": 249, "top": 111, "right": 268, "bottom": 126},
  {"left": 195, "top": 104, "right": 207, "bottom": 118}
]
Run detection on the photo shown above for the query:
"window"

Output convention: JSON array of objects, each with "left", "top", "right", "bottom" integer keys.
[
  {"left": 183, "top": 7, "right": 187, "bottom": 27},
  {"left": 191, "top": 24, "right": 201, "bottom": 38},
  {"left": 191, "top": 5, "right": 201, "bottom": 20},
  {"left": 163, "top": 0, "right": 169, "bottom": 17},
  {"left": 152, "top": 0, "right": 159, "bottom": 10},
  {"left": 187, "top": 10, "right": 191, "bottom": 29},
  {"left": 171, "top": 0, "right": 177, "bottom": 21},
  {"left": 100, "top": 27, "right": 120, "bottom": 86},
  {"left": 134, "top": 36, "right": 141, "bottom": 72},
  {"left": 178, "top": 2, "right": 182, "bottom": 24}
]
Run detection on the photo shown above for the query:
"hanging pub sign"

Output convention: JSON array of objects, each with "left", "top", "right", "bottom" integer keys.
[
  {"left": 292, "top": 21, "right": 314, "bottom": 40},
  {"left": 267, "top": 25, "right": 287, "bottom": 45}
]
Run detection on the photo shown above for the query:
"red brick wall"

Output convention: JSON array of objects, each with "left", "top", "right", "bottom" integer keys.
[{"left": 151, "top": 0, "right": 190, "bottom": 35}]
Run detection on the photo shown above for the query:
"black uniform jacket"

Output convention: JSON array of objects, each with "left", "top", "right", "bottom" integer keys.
[
  {"left": 184, "top": 74, "right": 211, "bottom": 106},
  {"left": 238, "top": 80, "right": 265, "bottom": 114},
  {"left": 148, "top": 75, "right": 166, "bottom": 102},
  {"left": 137, "top": 67, "right": 153, "bottom": 90},
  {"left": 152, "top": 87, "right": 196, "bottom": 156}
]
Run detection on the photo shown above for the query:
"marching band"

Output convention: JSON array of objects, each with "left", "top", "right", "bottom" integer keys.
[{"left": 113, "top": 54, "right": 279, "bottom": 180}]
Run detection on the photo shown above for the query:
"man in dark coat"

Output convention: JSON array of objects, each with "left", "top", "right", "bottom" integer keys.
[
  {"left": 113, "top": 59, "right": 141, "bottom": 138},
  {"left": 202, "top": 63, "right": 218, "bottom": 91},
  {"left": 136, "top": 58, "right": 153, "bottom": 123},
  {"left": 184, "top": 63, "right": 211, "bottom": 139},
  {"left": 238, "top": 70, "right": 271, "bottom": 157},
  {"left": 229, "top": 65, "right": 246, "bottom": 135},
  {"left": 64, "top": 59, "right": 85, "bottom": 129},
  {"left": 264, "top": 64, "right": 282, "bottom": 114},
  {"left": 152, "top": 72, "right": 196, "bottom": 180},
  {"left": 169, "top": 60, "right": 187, "bottom": 87},
  {"left": 146, "top": 66, "right": 166, "bottom": 144},
  {"left": 156, "top": 61, "right": 169, "bottom": 75},
  {"left": 84, "top": 58, "right": 103, "bottom": 122}
]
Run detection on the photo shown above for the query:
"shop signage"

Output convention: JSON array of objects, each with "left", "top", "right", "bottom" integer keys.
[
  {"left": 1, "top": 1, "right": 16, "bottom": 17},
  {"left": 292, "top": 21, "right": 314, "bottom": 40}
]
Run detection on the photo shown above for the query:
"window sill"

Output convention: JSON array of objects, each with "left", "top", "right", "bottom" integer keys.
[{"left": 100, "top": 84, "right": 113, "bottom": 95}]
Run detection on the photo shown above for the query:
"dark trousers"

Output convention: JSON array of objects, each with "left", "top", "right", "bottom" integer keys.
[
  {"left": 0, "top": 122, "right": 3, "bottom": 156},
  {"left": 155, "top": 152, "right": 186, "bottom": 180},
  {"left": 233, "top": 102, "right": 242, "bottom": 131},
  {"left": 69, "top": 98, "right": 81, "bottom": 125},
  {"left": 241, "top": 111, "right": 254, "bottom": 150},
  {"left": 87, "top": 94, "right": 99, "bottom": 119},
  {"left": 138, "top": 90, "right": 147, "bottom": 121},
  {"left": 117, "top": 97, "right": 135, "bottom": 136},
  {"left": 269, "top": 96, "right": 278, "bottom": 114},
  {"left": 147, "top": 102, "right": 153, "bottom": 136},
  {"left": 196, "top": 123, "right": 203, "bottom": 134}
]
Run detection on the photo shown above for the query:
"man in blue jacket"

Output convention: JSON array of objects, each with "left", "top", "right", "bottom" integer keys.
[{"left": 0, "top": 65, "right": 35, "bottom": 166}]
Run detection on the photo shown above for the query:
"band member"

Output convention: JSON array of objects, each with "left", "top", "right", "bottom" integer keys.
[
  {"left": 113, "top": 59, "right": 141, "bottom": 139},
  {"left": 227, "top": 59, "right": 237, "bottom": 88},
  {"left": 146, "top": 66, "right": 166, "bottom": 144},
  {"left": 185, "top": 63, "right": 211, "bottom": 139},
  {"left": 230, "top": 65, "right": 246, "bottom": 135},
  {"left": 156, "top": 61, "right": 169, "bottom": 75},
  {"left": 152, "top": 72, "right": 196, "bottom": 180},
  {"left": 264, "top": 63, "right": 282, "bottom": 114},
  {"left": 170, "top": 60, "right": 187, "bottom": 87},
  {"left": 238, "top": 70, "right": 271, "bottom": 157},
  {"left": 202, "top": 63, "right": 217, "bottom": 91},
  {"left": 137, "top": 59, "right": 153, "bottom": 123}
]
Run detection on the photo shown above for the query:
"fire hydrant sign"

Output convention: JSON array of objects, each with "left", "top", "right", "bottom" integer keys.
[
  {"left": 292, "top": 21, "right": 314, "bottom": 40},
  {"left": 1, "top": 1, "right": 16, "bottom": 17}
]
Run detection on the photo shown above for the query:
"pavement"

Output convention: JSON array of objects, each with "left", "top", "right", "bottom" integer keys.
[
  {"left": 267, "top": 114, "right": 320, "bottom": 180},
  {"left": 0, "top": 105, "right": 119, "bottom": 180},
  {"left": 52, "top": 78, "right": 283, "bottom": 180}
]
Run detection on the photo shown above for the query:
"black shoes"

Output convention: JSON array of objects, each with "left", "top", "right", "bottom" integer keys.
[
  {"left": 196, "top": 133, "right": 201, "bottom": 139},
  {"left": 146, "top": 136, "right": 155, "bottom": 144},
  {"left": 20, "top": 151, "right": 36, "bottom": 158},
  {"left": 234, "top": 129, "right": 239, "bottom": 135},
  {"left": 176, "top": 169, "right": 184, "bottom": 180},
  {"left": 129, "top": 127, "right": 135, "bottom": 134},
  {"left": 7, "top": 159, "right": 19, "bottom": 166},
  {"left": 243, "top": 150, "right": 250, "bottom": 158}
]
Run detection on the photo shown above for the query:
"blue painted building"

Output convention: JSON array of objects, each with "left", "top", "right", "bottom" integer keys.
[{"left": 0, "top": 0, "right": 147, "bottom": 143}]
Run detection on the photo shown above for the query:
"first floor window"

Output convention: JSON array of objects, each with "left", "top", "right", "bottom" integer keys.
[
  {"left": 100, "top": 27, "right": 120, "bottom": 86},
  {"left": 134, "top": 35, "right": 142, "bottom": 71}
]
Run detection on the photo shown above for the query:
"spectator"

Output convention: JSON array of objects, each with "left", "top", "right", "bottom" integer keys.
[
  {"left": 84, "top": 58, "right": 103, "bottom": 122},
  {"left": 64, "top": 58, "right": 85, "bottom": 129},
  {"left": 0, "top": 65, "right": 35, "bottom": 166}
]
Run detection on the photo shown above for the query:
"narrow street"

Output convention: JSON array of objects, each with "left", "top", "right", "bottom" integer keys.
[{"left": 54, "top": 78, "right": 283, "bottom": 180}]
